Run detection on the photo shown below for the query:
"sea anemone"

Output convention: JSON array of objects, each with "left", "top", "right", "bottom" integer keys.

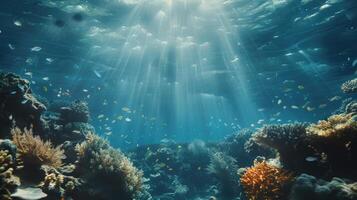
[
  {"left": 341, "top": 78, "right": 357, "bottom": 94},
  {"left": 75, "top": 133, "right": 143, "bottom": 200},
  {"left": 240, "top": 161, "right": 294, "bottom": 200},
  {"left": 11, "top": 127, "right": 65, "bottom": 169}
]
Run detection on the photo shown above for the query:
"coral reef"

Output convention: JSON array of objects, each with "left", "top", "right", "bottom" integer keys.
[
  {"left": 289, "top": 174, "right": 357, "bottom": 200},
  {"left": 75, "top": 133, "right": 143, "bottom": 200},
  {"left": 0, "top": 150, "right": 20, "bottom": 200},
  {"left": 39, "top": 165, "right": 81, "bottom": 199},
  {"left": 207, "top": 152, "right": 240, "bottom": 198},
  {"left": 306, "top": 113, "right": 357, "bottom": 179},
  {"left": 251, "top": 123, "right": 320, "bottom": 174},
  {"left": 240, "top": 161, "right": 294, "bottom": 200},
  {"left": 341, "top": 78, "right": 357, "bottom": 94},
  {"left": 0, "top": 72, "right": 46, "bottom": 138},
  {"left": 60, "top": 100, "right": 90, "bottom": 124},
  {"left": 219, "top": 129, "right": 271, "bottom": 167},
  {"left": 11, "top": 127, "right": 65, "bottom": 170}
]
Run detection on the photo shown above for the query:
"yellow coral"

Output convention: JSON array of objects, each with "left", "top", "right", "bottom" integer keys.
[
  {"left": 0, "top": 150, "right": 20, "bottom": 200},
  {"left": 11, "top": 127, "right": 65, "bottom": 169},
  {"left": 307, "top": 114, "right": 357, "bottom": 138},
  {"left": 240, "top": 161, "right": 294, "bottom": 200}
]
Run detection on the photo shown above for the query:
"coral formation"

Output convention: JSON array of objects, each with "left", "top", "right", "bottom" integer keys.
[
  {"left": 0, "top": 72, "right": 46, "bottom": 138},
  {"left": 341, "top": 78, "right": 357, "bottom": 94},
  {"left": 11, "top": 127, "right": 65, "bottom": 169},
  {"left": 252, "top": 123, "right": 318, "bottom": 174},
  {"left": 289, "top": 174, "right": 357, "bottom": 200},
  {"left": 75, "top": 133, "right": 143, "bottom": 200},
  {"left": 60, "top": 100, "right": 90, "bottom": 124},
  {"left": 39, "top": 165, "right": 81, "bottom": 199},
  {"left": 207, "top": 152, "right": 240, "bottom": 198},
  {"left": 0, "top": 150, "right": 20, "bottom": 200},
  {"left": 219, "top": 129, "right": 269, "bottom": 167},
  {"left": 240, "top": 161, "right": 294, "bottom": 200},
  {"left": 306, "top": 113, "right": 357, "bottom": 178},
  {"left": 307, "top": 113, "right": 357, "bottom": 138}
]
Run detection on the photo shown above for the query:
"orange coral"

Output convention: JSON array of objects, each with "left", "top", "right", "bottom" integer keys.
[
  {"left": 11, "top": 127, "right": 65, "bottom": 169},
  {"left": 240, "top": 161, "right": 294, "bottom": 200},
  {"left": 307, "top": 113, "right": 357, "bottom": 138}
]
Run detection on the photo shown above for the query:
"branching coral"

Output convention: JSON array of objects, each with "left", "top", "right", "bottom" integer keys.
[
  {"left": 39, "top": 165, "right": 81, "bottom": 199},
  {"left": 341, "top": 78, "right": 357, "bottom": 94},
  {"left": 75, "top": 133, "right": 143, "bottom": 200},
  {"left": 11, "top": 127, "right": 65, "bottom": 169},
  {"left": 240, "top": 161, "right": 294, "bottom": 200},
  {"left": 0, "top": 150, "right": 20, "bottom": 200}
]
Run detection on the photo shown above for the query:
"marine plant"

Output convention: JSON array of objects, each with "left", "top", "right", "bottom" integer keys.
[
  {"left": 240, "top": 161, "right": 294, "bottom": 200},
  {"left": 11, "top": 127, "right": 65, "bottom": 169},
  {"left": 341, "top": 78, "right": 357, "bottom": 94},
  {"left": 75, "top": 133, "right": 143, "bottom": 200}
]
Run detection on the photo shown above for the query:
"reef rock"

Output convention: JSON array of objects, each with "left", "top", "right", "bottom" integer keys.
[
  {"left": 289, "top": 174, "right": 357, "bottom": 200},
  {"left": 0, "top": 73, "right": 46, "bottom": 138}
]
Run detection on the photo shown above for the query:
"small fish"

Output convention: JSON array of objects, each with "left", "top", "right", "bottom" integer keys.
[
  {"left": 305, "top": 156, "right": 318, "bottom": 162},
  {"left": 97, "top": 114, "right": 104, "bottom": 119},
  {"left": 353, "top": 59, "right": 357, "bottom": 67},
  {"left": 14, "top": 20, "right": 22, "bottom": 26},
  {"left": 291, "top": 105, "right": 299, "bottom": 109},
  {"left": 94, "top": 70, "right": 102, "bottom": 78},
  {"left": 298, "top": 85, "right": 304, "bottom": 90},
  {"left": 319, "top": 104, "right": 327, "bottom": 109},
  {"left": 31, "top": 46, "right": 42, "bottom": 52},
  {"left": 306, "top": 106, "right": 315, "bottom": 112},
  {"left": 277, "top": 99, "right": 282, "bottom": 105},
  {"left": 122, "top": 107, "right": 131, "bottom": 113},
  {"left": 46, "top": 58, "right": 54, "bottom": 63},
  {"left": 104, "top": 132, "right": 112, "bottom": 136},
  {"left": 72, "top": 130, "right": 81, "bottom": 134},
  {"left": 43, "top": 86, "right": 48, "bottom": 92},
  {"left": 42, "top": 77, "right": 49, "bottom": 81},
  {"left": 9, "top": 115, "right": 13, "bottom": 120},
  {"left": 8, "top": 44, "right": 15, "bottom": 50},
  {"left": 25, "top": 72, "right": 33, "bottom": 76},
  {"left": 258, "top": 108, "right": 265, "bottom": 112},
  {"left": 82, "top": 89, "right": 89, "bottom": 92},
  {"left": 125, "top": 117, "right": 132, "bottom": 122},
  {"left": 21, "top": 99, "right": 29, "bottom": 104},
  {"left": 329, "top": 96, "right": 341, "bottom": 102},
  {"left": 231, "top": 57, "right": 239, "bottom": 63},
  {"left": 10, "top": 91, "right": 17, "bottom": 95}
]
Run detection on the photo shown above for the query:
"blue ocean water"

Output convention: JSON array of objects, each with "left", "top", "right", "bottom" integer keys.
[{"left": 0, "top": 0, "right": 356, "bottom": 148}]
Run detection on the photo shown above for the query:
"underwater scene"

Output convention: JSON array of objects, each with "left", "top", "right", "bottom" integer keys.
[{"left": 0, "top": 0, "right": 357, "bottom": 199}]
